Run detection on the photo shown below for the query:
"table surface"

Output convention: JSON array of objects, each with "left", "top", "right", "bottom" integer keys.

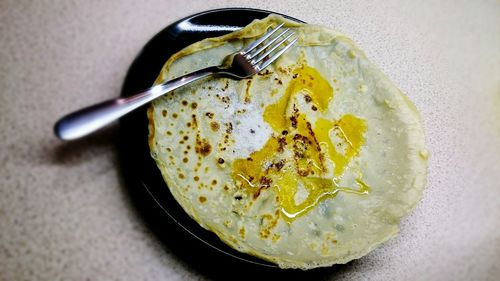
[{"left": 1, "top": 0, "right": 499, "bottom": 280}]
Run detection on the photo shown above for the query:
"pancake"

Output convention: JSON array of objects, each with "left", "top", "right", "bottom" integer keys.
[{"left": 148, "top": 15, "right": 427, "bottom": 269}]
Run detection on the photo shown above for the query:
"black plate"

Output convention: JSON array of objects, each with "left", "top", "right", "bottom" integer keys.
[{"left": 118, "top": 8, "right": 309, "bottom": 272}]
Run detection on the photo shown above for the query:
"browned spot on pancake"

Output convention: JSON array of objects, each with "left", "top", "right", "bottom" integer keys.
[
  {"left": 147, "top": 107, "right": 156, "bottom": 148},
  {"left": 260, "top": 176, "right": 272, "bottom": 187},
  {"left": 272, "top": 234, "right": 281, "bottom": 243},
  {"left": 193, "top": 176, "right": 199, "bottom": 181},
  {"left": 222, "top": 80, "right": 229, "bottom": 91},
  {"left": 290, "top": 115, "right": 297, "bottom": 128},
  {"left": 195, "top": 134, "right": 212, "bottom": 157},
  {"left": 178, "top": 173, "right": 185, "bottom": 179},
  {"left": 205, "top": 112, "right": 214, "bottom": 119},
  {"left": 181, "top": 100, "right": 188, "bottom": 106},
  {"left": 172, "top": 113, "right": 178, "bottom": 119},
  {"left": 244, "top": 79, "right": 252, "bottom": 103},
  {"left": 274, "top": 159, "right": 285, "bottom": 171},
  {"left": 162, "top": 109, "right": 168, "bottom": 117},
  {"left": 226, "top": 122, "right": 233, "bottom": 134},
  {"left": 297, "top": 169, "right": 309, "bottom": 177},
  {"left": 259, "top": 213, "right": 279, "bottom": 239},
  {"left": 304, "top": 94, "right": 312, "bottom": 103},
  {"left": 277, "top": 136, "right": 287, "bottom": 152},
  {"left": 220, "top": 95, "right": 230, "bottom": 105},
  {"left": 258, "top": 69, "right": 272, "bottom": 76},
  {"left": 183, "top": 158, "right": 188, "bottom": 163},
  {"left": 210, "top": 121, "right": 220, "bottom": 131},
  {"left": 191, "top": 114, "right": 198, "bottom": 128},
  {"left": 211, "top": 179, "right": 217, "bottom": 185},
  {"left": 306, "top": 120, "right": 325, "bottom": 170},
  {"left": 198, "top": 196, "right": 206, "bottom": 203},
  {"left": 253, "top": 176, "right": 272, "bottom": 199},
  {"left": 191, "top": 102, "right": 198, "bottom": 109}
]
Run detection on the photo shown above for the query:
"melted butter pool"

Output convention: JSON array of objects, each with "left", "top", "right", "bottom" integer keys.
[{"left": 231, "top": 64, "right": 370, "bottom": 223}]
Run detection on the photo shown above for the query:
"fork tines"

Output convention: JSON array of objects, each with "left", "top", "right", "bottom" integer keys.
[{"left": 242, "top": 23, "right": 297, "bottom": 71}]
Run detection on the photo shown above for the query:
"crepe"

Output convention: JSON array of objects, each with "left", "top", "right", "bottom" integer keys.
[{"left": 148, "top": 15, "right": 427, "bottom": 269}]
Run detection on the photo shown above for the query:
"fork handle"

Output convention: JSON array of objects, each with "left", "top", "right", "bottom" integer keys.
[{"left": 54, "top": 66, "right": 220, "bottom": 140}]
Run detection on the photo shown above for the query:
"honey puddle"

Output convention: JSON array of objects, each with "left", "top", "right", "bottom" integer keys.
[{"left": 232, "top": 65, "right": 370, "bottom": 223}]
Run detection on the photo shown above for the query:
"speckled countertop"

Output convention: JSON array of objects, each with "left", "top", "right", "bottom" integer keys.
[{"left": 0, "top": 0, "right": 499, "bottom": 280}]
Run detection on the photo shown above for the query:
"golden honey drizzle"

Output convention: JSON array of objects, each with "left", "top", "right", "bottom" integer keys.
[
  {"left": 231, "top": 65, "right": 370, "bottom": 223},
  {"left": 276, "top": 174, "right": 370, "bottom": 221},
  {"left": 263, "top": 65, "right": 333, "bottom": 132},
  {"left": 315, "top": 114, "right": 367, "bottom": 176},
  {"left": 232, "top": 136, "right": 280, "bottom": 189}
]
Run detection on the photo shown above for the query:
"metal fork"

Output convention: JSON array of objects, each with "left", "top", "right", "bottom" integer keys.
[{"left": 54, "top": 23, "right": 297, "bottom": 140}]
